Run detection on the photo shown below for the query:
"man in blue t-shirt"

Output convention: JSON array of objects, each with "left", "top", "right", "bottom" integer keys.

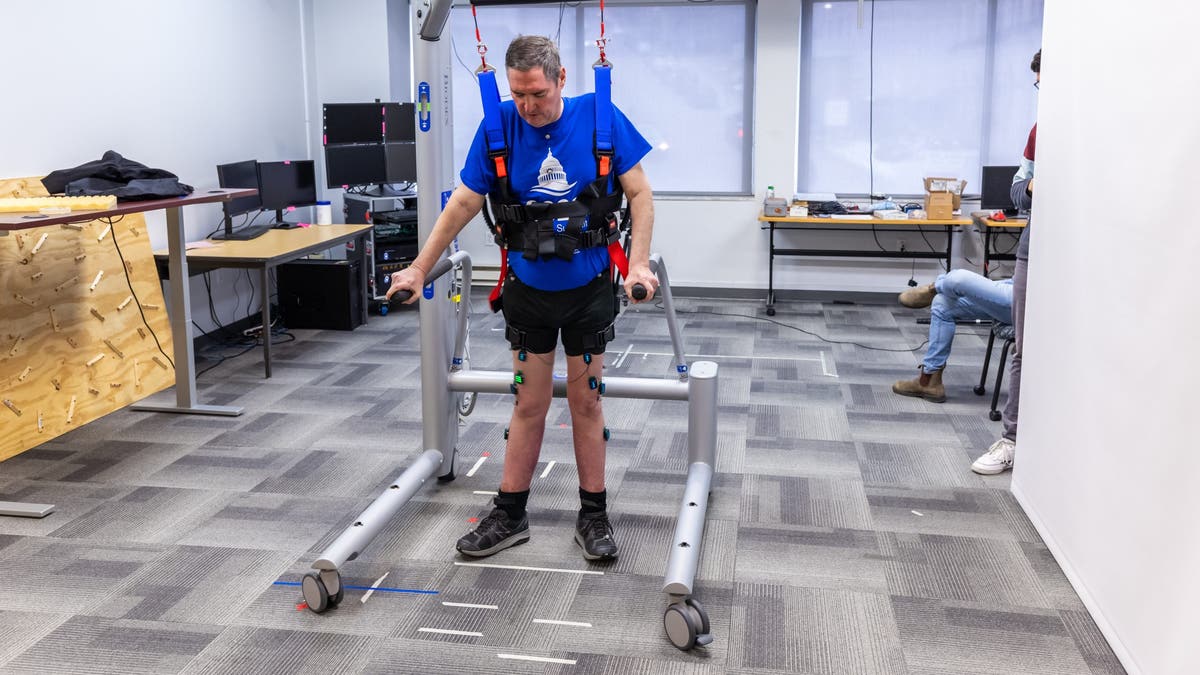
[{"left": 387, "top": 35, "right": 657, "bottom": 562}]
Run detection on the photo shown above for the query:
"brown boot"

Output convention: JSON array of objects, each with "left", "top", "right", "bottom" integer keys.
[
  {"left": 892, "top": 366, "right": 946, "bottom": 402},
  {"left": 899, "top": 283, "right": 936, "bottom": 308}
]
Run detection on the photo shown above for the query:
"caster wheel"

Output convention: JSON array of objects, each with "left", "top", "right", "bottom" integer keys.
[
  {"left": 301, "top": 572, "right": 330, "bottom": 614},
  {"left": 664, "top": 602, "right": 699, "bottom": 650},
  {"left": 766, "top": 307, "right": 776, "bottom": 317},
  {"left": 321, "top": 570, "right": 344, "bottom": 607},
  {"left": 973, "top": 385, "right": 985, "bottom": 396},
  {"left": 989, "top": 410, "right": 1002, "bottom": 421},
  {"left": 379, "top": 304, "right": 389, "bottom": 316},
  {"left": 685, "top": 598, "right": 711, "bottom": 635}
]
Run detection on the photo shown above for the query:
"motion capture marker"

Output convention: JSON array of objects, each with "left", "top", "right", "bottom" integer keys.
[
  {"left": 583, "top": 353, "right": 592, "bottom": 365},
  {"left": 602, "top": 427, "right": 610, "bottom": 441},
  {"left": 466, "top": 455, "right": 488, "bottom": 477},
  {"left": 588, "top": 376, "right": 598, "bottom": 390},
  {"left": 503, "top": 426, "right": 509, "bottom": 440},
  {"left": 518, "top": 350, "right": 527, "bottom": 362},
  {"left": 540, "top": 460, "right": 556, "bottom": 478},
  {"left": 598, "top": 382, "right": 606, "bottom": 395},
  {"left": 513, "top": 372, "right": 524, "bottom": 385},
  {"left": 509, "top": 383, "right": 517, "bottom": 395}
]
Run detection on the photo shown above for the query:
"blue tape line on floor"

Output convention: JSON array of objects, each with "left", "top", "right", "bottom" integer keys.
[{"left": 273, "top": 580, "right": 438, "bottom": 595}]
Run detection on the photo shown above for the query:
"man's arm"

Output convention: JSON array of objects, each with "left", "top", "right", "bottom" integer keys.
[
  {"left": 386, "top": 184, "right": 486, "bottom": 303},
  {"left": 617, "top": 162, "right": 657, "bottom": 302}
]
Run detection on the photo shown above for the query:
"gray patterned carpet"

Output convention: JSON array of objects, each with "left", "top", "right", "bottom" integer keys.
[{"left": 0, "top": 292, "right": 1125, "bottom": 674}]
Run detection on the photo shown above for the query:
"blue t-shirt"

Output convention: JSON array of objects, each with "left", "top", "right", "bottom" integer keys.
[{"left": 460, "top": 93, "right": 651, "bottom": 291}]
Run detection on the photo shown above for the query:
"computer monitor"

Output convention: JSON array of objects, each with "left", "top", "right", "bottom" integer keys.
[
  {"left": 213, "top": 160, "right": 272, "bottom": 241},
  {"left": 324, "top": 103, "right": 385, "bottom": 145},
  {"left": 383, "top": 103, "right": 416, "bottom": 142},
  {"left": 325, "top": 144, "right": 388, "bottom": 189},
  {"left": 385, "top": 142, "right": 417, "bottom": 183},
  {"left": 258, "top": 160, "right": 318, "bottom": 213},
  {"left": 981, "top": 165, "right": 1021, "bottom": 213}
]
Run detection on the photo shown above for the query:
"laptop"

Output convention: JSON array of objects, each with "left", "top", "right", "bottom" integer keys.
[{"left": 981, "top": 165, "right": 1020, "bottom": 216}]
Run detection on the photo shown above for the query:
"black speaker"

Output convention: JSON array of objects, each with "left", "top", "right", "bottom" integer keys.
[{"left": 277, "top": 258, "right": 363, "bottom": 331}]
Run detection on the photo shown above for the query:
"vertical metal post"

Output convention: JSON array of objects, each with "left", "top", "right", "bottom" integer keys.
[
  {"left": 415, "top": 4, "right": 459, "bottom": 477},
  {"left": 663, "top": 360, "right": 719, "bottom": 596}
]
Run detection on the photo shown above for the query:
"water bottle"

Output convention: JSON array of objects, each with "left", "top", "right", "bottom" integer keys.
[{"left": 766, "top": 185, "right": 776, "bottom": 200}]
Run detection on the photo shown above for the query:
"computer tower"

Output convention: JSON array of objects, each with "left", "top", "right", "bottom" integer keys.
[
  {"left": 277, "top": 258, "right": 364, "bottom": 331},
  {"left": 343, "top": 194, "right": 408, "bottom": 224}
]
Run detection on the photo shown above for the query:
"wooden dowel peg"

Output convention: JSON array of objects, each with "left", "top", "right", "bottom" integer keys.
[
  {"left": 49, "top": 307, "right": 61, "bottom": 332},
  {"left": 37, "top": 411, "right": 44, "bottom": 433},
  {"left": 60, "top": 223, "right": 84, "bottom": 232},
  {"left": 54, "top": 276, "right": 79, "bottom": 293},
  {"left": 89, "top": 270, "right": 104, "bottom": 291},
  {"left": 2, "top": 399, "right": 21, "bottom": 417},
  {"left": 109, "top": 383, "right": 122, "bottom": 389},
  {"left": 66, "top": 396, "right": 76, "bottom": 424},
  {"left": 90, "top": 308, "right": 106, "bottom": 322},
  {"left": 50, "top": 378, "right": 61, "bottom": 391},
  {"left": 137, "top": 328, "right": 147, "bottom": 339},
  {"left": 74, "top": 253, "right": 87, "bottom": 263},
  {"left": 12, "top": 293, "right": 37, "bottom": 307},
  {"left": 31, "top": 271, "right": 43, "bottom": 281},
  {"left": 86, "top": 353, "right": 105, "bottom": 368},
  {"left": 103, "top": 339, "right": 125, "bottom": 359},
  {"left": 30, "top": 232, "right": 48, "bottom": 255},
  {"left": 8, "top": 335, "right": 23, "bottom": 356},
  {"left": 88, "top": 386, "right": 100, "bottom": 395},
  {"left": 65, "top": 336, "right": 79, "bottom": 348},
  {"left": 17, "top": 366, "right": 32, "bottom": 381},
  {"left": 118, "top": 296, "right": 134, "bottom": 311},
  {"left": 140, "top": 303, "right": 159, "bottom": 311},
  {"left": 97, "top": 224, "right": 112, "bottom": 241},
  {"left": 152, "top": 356, "right": 169, "bottom": 370}
]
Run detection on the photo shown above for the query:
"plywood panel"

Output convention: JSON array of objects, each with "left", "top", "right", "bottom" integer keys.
[{"left": 0, "top": 210, "right": 175, "bottom": 461}]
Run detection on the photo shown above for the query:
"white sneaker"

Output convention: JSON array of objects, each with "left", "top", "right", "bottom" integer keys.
[{"left": 972, "top": 437, "right": 1015, "bottom": 475}]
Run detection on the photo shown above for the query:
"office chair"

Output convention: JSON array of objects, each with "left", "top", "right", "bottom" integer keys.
[{"left": 974, "top": 321, "right": 1016, "bottom": 421}]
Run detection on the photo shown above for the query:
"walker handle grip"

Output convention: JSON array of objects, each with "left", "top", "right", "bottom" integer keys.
[{"left": 631, "top": 284, "right": 648, "bottom": 301}]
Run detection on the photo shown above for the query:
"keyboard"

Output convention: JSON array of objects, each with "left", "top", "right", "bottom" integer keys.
[{"left": 0, "top": 195, "right": 118, "bottom": 213}]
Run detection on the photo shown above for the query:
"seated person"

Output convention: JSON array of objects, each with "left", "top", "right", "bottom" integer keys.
[{"left": 893, "top": 269, "right": 1013, "bottom": 402}]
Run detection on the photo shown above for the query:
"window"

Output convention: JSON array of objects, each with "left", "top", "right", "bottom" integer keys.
[
  {"left": 798, "top": 0, "right": 1043, "bottom": 196},
  {"left": 448, "top": 1, "right": 754, "bottom": 194}
]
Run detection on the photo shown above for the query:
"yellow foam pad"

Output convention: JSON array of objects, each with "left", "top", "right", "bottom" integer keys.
[{"left": 0, "top": 195, "right": 118, "bottom": 213}]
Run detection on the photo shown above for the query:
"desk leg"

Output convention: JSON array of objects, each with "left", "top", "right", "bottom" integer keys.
[
  {"left": 766, "top": 222, "right": 776, "bottom": 316},
  {"left": 132, "top": 206, "right": 243, "bottom": 416},
  {"left": 358, "top": 234, "right": 370, "bottom": 325},
  {"left": 945, "top": 226, "right": 954, "bottom": 271},
  {"left": 262, "top": 267, "right": 272, "bottom": 379},
  {"left": 983, "top": 227, "right": 992, "bottom": 275}
]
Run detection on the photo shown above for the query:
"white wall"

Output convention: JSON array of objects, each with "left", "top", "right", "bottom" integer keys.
[
  {"left": 0, "top": 0, "right": 310, "bottom": 335},
  {"left": 1012, "top": 2, "right": 1200, "bottom": 673}
]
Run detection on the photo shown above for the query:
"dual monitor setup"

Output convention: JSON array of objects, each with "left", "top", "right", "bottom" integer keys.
[{"left": 214, "top": 160, "right": 317, "bottom": 241}]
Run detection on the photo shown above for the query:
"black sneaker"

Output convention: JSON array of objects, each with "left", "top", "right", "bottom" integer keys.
[
  {"left": 574, "top": 511, "right": 618, "bottom": 561},
  {"left": 456, "top": 508, "right": 530, "bottom": 558}
]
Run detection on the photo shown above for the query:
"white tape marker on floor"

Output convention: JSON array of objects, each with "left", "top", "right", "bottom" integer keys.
[
  {"left": 455, "top": 562, "right": 603, "bottom": 575},
  {"left": 539, "top": 460, "right": 556, "bottom": 479},
  {"left": 472, "top": 490, "right": 498, "bottom": 496},
  {"left": 532, "top": 618, "right": 593, "bottom": 628},
  {"left": 443, "top": 601, "right": 499, "bottom": 610},
  {"left": 466, "top": 455, "right": 488, "bottom": 478},
  {"left": 613, "top": 344, "right": 633, "bottom": 369},
  {"left": 498, "top": 654, "right": 577, "bottom": 665},
  {"left": 360, "top": 571, "right": 390, "bottom": 604},
  {"left": 418, "top": 627, "right": 484, "bottom": 637},
  {"left": 820, "top": 350, "right": 837, "bottom": 377}
]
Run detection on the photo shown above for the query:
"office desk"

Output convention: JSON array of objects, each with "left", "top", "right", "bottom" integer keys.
[
  {"left": 757, "top": 213, "right": 972, "bottom": 315},
  {"left": 978, "top": 216, "right": 1027, "bottom": 274},
  {"left": 154, "top": 224, "right": 372, "bottom": 379}
]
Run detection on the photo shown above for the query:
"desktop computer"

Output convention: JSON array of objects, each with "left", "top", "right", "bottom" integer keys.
[{"left": 276, "top": 258, "right": 364, "bottom": 331}]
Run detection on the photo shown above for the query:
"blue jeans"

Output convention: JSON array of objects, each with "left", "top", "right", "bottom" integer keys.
[{"left": 922, "top": 270, "right": 1014, "bottom": 372}]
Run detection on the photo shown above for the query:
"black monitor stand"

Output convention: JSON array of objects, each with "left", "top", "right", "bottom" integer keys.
[
  {"left": 211, "top": 209, "right": 274, "bottom": 241},
  {"left": 269, "top": 208, "right": 299, "bottom": 230}
]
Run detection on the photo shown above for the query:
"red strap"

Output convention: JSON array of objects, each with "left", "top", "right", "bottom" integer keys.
[
  {"left": 598, "top": 155, "right": 610, "bottom": 177},
  {"left": 607, "top": 240, "right": 629, "bottom": 278},
  {"left": 489, "top": 248, "right": 508, "bottom": 312},
  {"left": 493, "top": 156, "right": 508, "bottom": 179}
]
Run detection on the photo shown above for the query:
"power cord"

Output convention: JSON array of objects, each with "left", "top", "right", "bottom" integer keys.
[{"left": 106, "top": 216, "right": 175, "bottom": 370}]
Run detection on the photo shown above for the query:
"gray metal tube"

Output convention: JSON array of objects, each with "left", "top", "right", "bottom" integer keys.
[
  {"left": 166, "top": 206, "right": 197, "bottom": 407},
  {"left": 662, "top": 462, "right": 714, "bottom": 596},
  {"left": 649, "top": 255, "right": 688, "bottom": 380},
  {"left": 414, "top": 14, "right": 458, "bottom": 479},
  {"left": 313, "top": 449, "right": 443, "bottom": 570},
  {"left": 662, "top": 361, "right": 719, "bottom": 595},
  {"left": 448, "top": 369, "right": 689, "bottom": 401},
  {"left": 447, "top": 251, "right": 473, "bottom": 369}
]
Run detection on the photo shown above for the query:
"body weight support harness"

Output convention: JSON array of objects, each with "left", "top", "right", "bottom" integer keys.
[{"left": 470, "top": 6, "right": 630, "bottom": 313}]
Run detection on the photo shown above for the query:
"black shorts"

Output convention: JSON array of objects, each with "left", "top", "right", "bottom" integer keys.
[{"left": 501, "top": 271, "right": 617, "bottom": 356}]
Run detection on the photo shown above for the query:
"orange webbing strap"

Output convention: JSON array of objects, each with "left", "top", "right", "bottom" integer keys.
[
  {"left": 489, "top": 248, "right": 508, "bottom": 312},
  {"left": 493, "top": 155, "right": 508, "bottom": 179}
]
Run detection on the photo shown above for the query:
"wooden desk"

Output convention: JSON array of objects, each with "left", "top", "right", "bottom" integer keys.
[
  {"left": 978, "top": 216, "right": 1027, "bottom": 274},
  {"left": 756, "top": 213, "right": 972, "bottom": 315},
  {"left": 153, "top": 224, "right": 372, "bottom": 379}
]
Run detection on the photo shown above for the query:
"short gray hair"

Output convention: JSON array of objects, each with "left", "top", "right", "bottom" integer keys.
[{"left": 506, "top": 35, "right": 562, "bottom": 83}]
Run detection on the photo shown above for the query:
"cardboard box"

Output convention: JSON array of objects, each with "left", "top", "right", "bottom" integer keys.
[{"left": 923, "top": 177, "right": 967, "bottom": 220}]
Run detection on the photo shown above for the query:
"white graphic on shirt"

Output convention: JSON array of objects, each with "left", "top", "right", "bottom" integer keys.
[{"left": 529, "top": 149, "right": 577, "bottom": 198}]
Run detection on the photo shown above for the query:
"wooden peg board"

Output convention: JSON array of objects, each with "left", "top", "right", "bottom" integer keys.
[{"left": 0, "top": 177, "right": 175, "bottom": 461}]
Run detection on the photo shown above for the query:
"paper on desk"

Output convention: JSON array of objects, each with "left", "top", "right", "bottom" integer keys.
[{"left": 186, "top": 240, "right": 221, "bottom": 250}]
